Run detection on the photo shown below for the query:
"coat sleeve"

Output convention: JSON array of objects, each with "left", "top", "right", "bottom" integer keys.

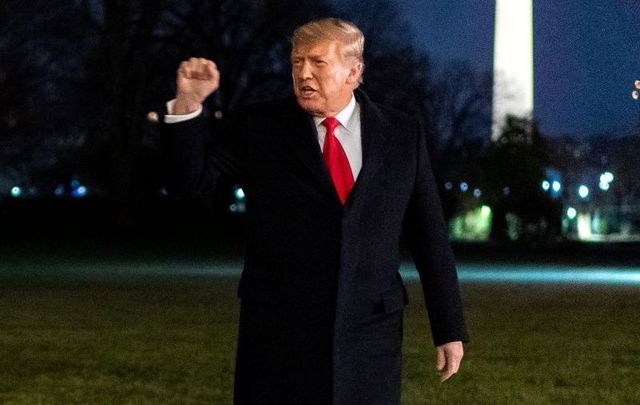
[
  {"left": 161, "top": 109, "right": 247, "bottom": 197},
  {"left": 403, "top": 119, "right": 468, "bottom": 346}
]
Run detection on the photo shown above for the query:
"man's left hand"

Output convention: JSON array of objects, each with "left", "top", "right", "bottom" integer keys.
[{"left": 436, "top": 341, "right": 464, "bottom": 382}]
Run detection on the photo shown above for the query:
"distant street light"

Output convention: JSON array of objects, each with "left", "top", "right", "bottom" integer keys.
[
  {"left": 234, "top": 186, "right": 246, "bottom": 201},
  {"left": 600, "top": 172, "right": 614, "bottom": 184},
  {"left": 599, "top": 171, "right": 614, "bottom": 191},
  {"left": 480, "top": 205, "right": 492, "bottom": 217},
  {"left": 71, "top": 186, "right": 88, "bottom": 198},
  {"left": 230, "top": 185, "right": 247, "bottom": 213},
  {"left": 633, "top": 80, "right": 640, "bottom": 99},
  {"left": 541, "top": 180, "right": 550, "bottom": 191},
  {"left": 578, "top": 185, "right": 589, "bottom": 199},
  {"left": 11, "top": 186, "right": 22, "bottom": 198}
]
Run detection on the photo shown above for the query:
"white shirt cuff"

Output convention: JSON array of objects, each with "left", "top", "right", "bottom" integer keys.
[{"left": 164, "top": 99, "right": 203, "bottom": 123}]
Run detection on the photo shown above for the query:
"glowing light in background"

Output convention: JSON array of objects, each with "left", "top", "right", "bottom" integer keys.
[
  {"left": 71, "top": 186, "right": 87, "bottom": 198},
  {"left": 234, "top": 187, "right": 245, "bottom": 201},
  {"left": 544, "top": 168, "right": 563, "bottom": 199},
  {"left": 577, "top": 213, "right": 592, "bottom": 239},
  {"left": 598, "top": 171, "right": 614, "bottom": 191},
  {"left": 473, "top": 188, "right": 482, "bottom": 198},
  {"left": 457, "top": 268, "right": 640, "bottom": 285},
  {"left": 399, "top": 263, "right": 640, "bottom": 285},
  {"left": 481, "top": 205, "right": 492, "bottom": 218},
  {"left": 449, "top": 205, "right": 492, "bottom": 241},
  {"left": 460, "top": 182, "right": 469, "bottom": 192},
  {"left": 68, "top": 262, "right": 640, "bottom": 287},
  {"left": 566, "top": 207, "right": 577, "bottom": 219},
  {"left": 541, "top": 180, "right": 550, "bottom": 191},
  {"left": 230, "top": 185, "right": 246, "bottom": 213},
  {"left": 444, "top": 182, "right": 453, "bottom": 191},
  {"left": 600, "top": 172, "right": 614, "bottom": 183},
  {"left": 11, "top": 186, "right": 22, "bottom": 197},
  {"left": 578, "top": 185, "right": 589, "bottom": 199}
]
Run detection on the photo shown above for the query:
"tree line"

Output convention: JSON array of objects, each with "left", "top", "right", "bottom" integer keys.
[{"left": 2, "top": 0, "right": 515, "bottom": 233}]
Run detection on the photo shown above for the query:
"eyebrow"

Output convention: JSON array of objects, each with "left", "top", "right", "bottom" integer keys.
[{"left": 292, "top": 53, "right": 327, "bottom": 61}]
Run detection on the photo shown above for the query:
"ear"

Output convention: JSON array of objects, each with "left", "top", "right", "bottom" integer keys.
[{"left": 345, "top": 61, "right": 363, "bottom": 85}]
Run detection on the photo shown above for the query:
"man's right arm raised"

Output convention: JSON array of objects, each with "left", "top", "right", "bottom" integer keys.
[
  {"left": 162, "top": 58, "right": 243, "bottom": 196},
  {"left": 174, "top": 57, "right": 219, "bottom": 115}
]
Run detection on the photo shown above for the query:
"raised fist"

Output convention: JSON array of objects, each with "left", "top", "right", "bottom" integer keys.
[{"left": 174, "top": 57, "right": 220, "bottom": 115}]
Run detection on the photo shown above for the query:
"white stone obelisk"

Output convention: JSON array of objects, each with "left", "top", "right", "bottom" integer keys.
[{"left": 492, "top": 0, "right": 534, "bottom": 141}]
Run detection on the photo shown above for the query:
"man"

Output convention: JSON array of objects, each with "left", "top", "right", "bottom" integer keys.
[{"left": 163, "top": 18, "right": 466, "bottom": 405}]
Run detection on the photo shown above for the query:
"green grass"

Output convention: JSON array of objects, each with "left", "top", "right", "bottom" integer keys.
[
  {"left": 403, "top": 284, "right": 640, "bottom": 404},
  {"left": 1, "top": 269, "right": 639, "bottom": 404}
]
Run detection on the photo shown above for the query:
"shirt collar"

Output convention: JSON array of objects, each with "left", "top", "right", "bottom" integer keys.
[{"left": 313, "top": 94, "right": 357, "bottom": 130}]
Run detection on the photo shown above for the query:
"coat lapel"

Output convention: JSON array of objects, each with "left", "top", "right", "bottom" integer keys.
[
  {"left": 279, "top": 91, "right": 393, "bottom": 206},
  {"left": 279, "top": 98, "right": 337, "bottom": 197},
  {"left": 345, "top": 90, "right": 393, "bottom": 207}
]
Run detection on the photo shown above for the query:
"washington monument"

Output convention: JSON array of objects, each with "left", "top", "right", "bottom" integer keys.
[{"left": 492, "top": 0, "right": 534, "bottom": 141}]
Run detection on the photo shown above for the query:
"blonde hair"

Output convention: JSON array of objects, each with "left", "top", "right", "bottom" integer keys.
[{"left": 292, "top": 18, "right": 365, "bottom": 85}]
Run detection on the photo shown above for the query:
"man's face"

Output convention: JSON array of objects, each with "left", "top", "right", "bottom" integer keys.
[{"left": 291, "top": 40, "right": 360, "bottom": 117}]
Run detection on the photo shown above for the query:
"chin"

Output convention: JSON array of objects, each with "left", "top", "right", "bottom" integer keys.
[{"left": 296, "top": 98, "right": 325, "bottom": 117}]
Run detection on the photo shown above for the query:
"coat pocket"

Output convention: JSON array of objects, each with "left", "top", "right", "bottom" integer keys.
[{"left": 380, "top": 282, "right": 409, "bottom": 314}]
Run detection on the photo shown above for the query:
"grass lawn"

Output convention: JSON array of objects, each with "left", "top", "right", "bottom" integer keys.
[{"left": 1, "top": 265, "right": 639, "bottom": 404}]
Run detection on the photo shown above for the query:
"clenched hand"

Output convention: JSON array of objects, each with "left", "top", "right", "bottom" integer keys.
[{"left": 174, "top": 57, "right": 220, "bottom": 115}]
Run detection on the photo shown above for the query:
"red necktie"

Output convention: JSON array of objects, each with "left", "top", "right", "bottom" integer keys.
[{"left": 322, "top": 117, "right": 354, "bottom": 205}]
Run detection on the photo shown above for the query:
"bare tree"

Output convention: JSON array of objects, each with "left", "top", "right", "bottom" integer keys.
[
  {"left": 0, "top": 0, "right": 89, "bottom": 192},
  {"left": 155, "top": 0, "right": 333, "bottom": 110},
  {"left": 3, "top": 0, "right": 490, "bottom": 228},
  {"left": 428, "top": 62, "right": 493, "bottom": 180},
  {"left": 481, "top": 117, "right": 561, "bottom": 243},
  {"left": 76, "top": 0, "right": 173, "bottom": 225},
  {"left": 71, "top": 0, "right": 338, "bottom": 225}
]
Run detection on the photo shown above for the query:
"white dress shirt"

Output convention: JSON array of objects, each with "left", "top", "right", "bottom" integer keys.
[
  {"left": 165, "top": 99, "right": 203, "bottom": 123},
  {"left": 311, "top": 95, "right": 362, "bottom": 180},
  {"left": 165, "top": 94, "right": 363, "bottom": 180}
]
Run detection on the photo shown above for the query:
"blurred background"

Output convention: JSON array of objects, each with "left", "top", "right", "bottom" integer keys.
[
  {"left": 1, "top": 0, "right": 639, "bottom": 403},
  {"left": 1, "top": 0, "right": 639, "bottom": 247}
]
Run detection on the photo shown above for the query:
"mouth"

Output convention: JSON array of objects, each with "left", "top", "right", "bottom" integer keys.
[{"left": 299, "top": 86, "right": 317, "bottom": 97}]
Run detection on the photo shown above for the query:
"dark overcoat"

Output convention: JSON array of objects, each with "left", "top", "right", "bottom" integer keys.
[{"left": 163, "top": 90, "right": 467, "bottom": 405}]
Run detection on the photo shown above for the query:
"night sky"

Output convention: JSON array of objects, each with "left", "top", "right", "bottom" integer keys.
[{"left": 391, "top": 0, "right": 640, "bottom": 138}]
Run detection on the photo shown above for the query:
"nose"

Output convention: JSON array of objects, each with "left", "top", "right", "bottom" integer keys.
[{"left": 297, "top": 60, "right": 312, "bottom": 80}]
